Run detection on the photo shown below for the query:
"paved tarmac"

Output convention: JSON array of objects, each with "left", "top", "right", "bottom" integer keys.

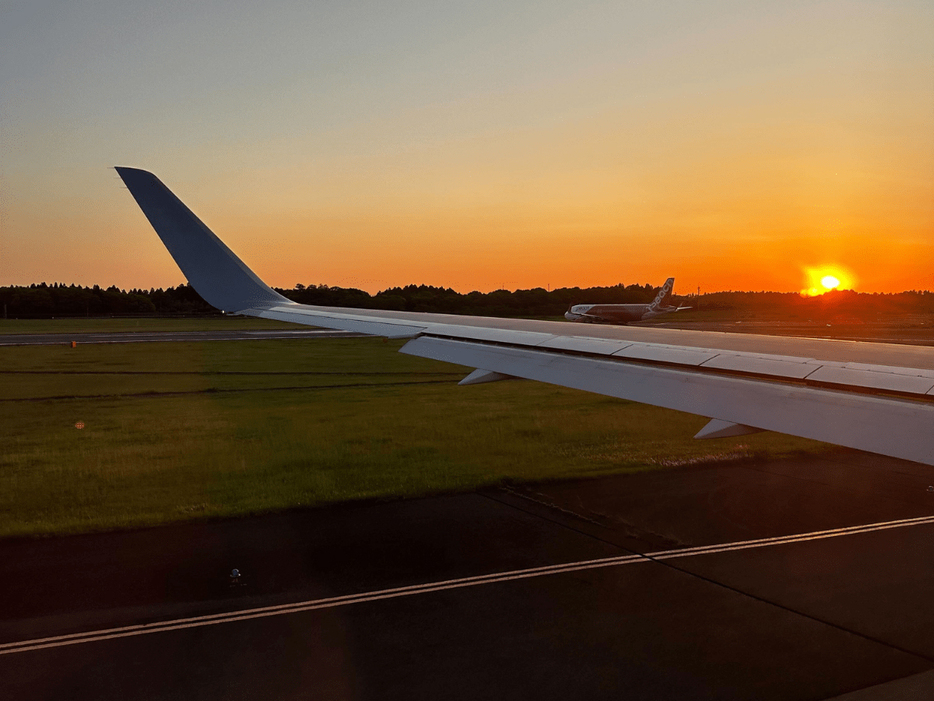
[
  {"left": 3, "top": 449, "right": 934, "bottom": 700},
  {"left": 652, "top": 319, "right": 934, "bottom": 347},
  {"left": 0, "top": 329, "right": 361, "bottom": 346}
]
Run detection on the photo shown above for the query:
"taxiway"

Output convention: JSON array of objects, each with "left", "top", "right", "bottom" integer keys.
[{"left": 3, "top": 450, "right": 934, "bottom": 699}]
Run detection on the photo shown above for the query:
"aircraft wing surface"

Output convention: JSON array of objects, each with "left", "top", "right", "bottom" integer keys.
[{"left": 116, "top": 167, "right": 934, "bottom": 466}]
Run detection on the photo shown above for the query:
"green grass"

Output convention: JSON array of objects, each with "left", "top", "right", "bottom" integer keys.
[{"left": 0, "top": 336, "right": 835, "bottom": 538}]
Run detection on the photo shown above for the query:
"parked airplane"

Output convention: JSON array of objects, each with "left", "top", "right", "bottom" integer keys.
[
  {"left": 115, "top": 167, "right": 934, "bottom": 467},
  {"left": 565, "top": 278, "right": 690, "bottom": 324}
]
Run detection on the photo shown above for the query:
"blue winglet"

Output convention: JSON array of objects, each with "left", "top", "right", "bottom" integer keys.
[{"left": 115, "top": 167, "right": 291, "bottom": 313}]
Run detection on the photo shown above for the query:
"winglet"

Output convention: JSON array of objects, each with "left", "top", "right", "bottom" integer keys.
[{"left": 115, "top": 167, "right": 291, "bottom": 313}]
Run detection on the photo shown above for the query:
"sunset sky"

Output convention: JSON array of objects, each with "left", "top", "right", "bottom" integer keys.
[{"left": 2, "top": 1, "right": 932, "bottom": 295}]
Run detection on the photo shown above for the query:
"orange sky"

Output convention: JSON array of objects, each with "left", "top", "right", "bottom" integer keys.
[{"left": 2, "top": 1, "right": 932, "bottom": 295}]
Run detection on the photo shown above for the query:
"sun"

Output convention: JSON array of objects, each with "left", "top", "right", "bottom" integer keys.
[{"left": 800, "top": 266, "right": 855, "bottom": 297}]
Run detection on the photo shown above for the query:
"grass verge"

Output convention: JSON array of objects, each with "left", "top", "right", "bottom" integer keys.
[{"left": 1, "top": 336, "right": 834, "bottom": 537}]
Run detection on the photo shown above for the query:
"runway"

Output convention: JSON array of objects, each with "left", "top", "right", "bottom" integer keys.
[
  {"left": 0, "top": 329, "right": 362, "bottom": 346},
  {"left": 3, "top": 450, "right": 934, "bottom": 699}
]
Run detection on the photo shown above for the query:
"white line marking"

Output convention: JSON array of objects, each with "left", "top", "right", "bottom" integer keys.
[{"left": 4, "top": 513, "right": 934, "bottom": 656}]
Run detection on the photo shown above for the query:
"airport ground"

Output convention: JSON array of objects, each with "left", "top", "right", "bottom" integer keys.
[
  {"left": 0, "top": 328, "right": 829, "bottom": 537},
  {"left": 3, "top": 317, "right": 934, "bottom": 698},
  {"left": 654, "top": 316, "right": 934, "bottom": 346},
  {"left": 3, "top": 450, "right": 934, "bottom": 699}
]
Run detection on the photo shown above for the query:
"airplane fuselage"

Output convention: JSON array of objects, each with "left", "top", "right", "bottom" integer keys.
[
  {"left": 564, "top": 304, "right": 678, "bottom": 324},
  {"left": 565, "top": 277, "right": 683, "bottom": 324}
]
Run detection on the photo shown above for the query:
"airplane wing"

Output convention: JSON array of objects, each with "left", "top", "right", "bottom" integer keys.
[{"left": 116, "top": 167, "right": 934, "bottom": 466}]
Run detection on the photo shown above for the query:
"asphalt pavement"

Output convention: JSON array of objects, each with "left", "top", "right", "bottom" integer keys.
[
  {"left": 3, "top": 449, "right": 934, "bottom": 700},
  {"left": 0, "top": 329, "right": 362, "bottom": 346}
]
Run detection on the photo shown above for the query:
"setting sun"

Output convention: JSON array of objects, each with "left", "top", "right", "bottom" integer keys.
[{"left": 801, "top": 267, "right": 855, "bottom": 297}]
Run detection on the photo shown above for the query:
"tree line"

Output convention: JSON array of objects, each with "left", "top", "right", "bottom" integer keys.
[
  {"left": 0, "top": 281, "right": 663, "bottom": 318},
  {"left": 2, "top": 281, "right": 933, "bottom": 319}
]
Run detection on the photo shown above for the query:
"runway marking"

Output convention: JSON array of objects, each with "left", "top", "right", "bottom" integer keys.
[{"left": 4, "top": 513, "right": 934, "bottom": 656}]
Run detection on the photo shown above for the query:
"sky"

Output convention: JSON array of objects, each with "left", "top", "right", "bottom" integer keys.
[{"left": 1, "top": 0, "right": 932, "bottom": 295}]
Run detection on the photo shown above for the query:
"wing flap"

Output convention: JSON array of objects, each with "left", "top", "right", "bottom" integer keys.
[
  {"left": 701, "top": 354, "right": 817, "bottom": 380},
  {"left": 611, "top": 343, "right": 719, "bottom": 366},
  {"left": 538, "top": 336, "right": 635, "bottom": 355},
  {"left": 808, "top": 365, "right": 934, "bottom": 396}
]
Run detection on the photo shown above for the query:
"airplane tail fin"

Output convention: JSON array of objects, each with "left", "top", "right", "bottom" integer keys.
[
  {"left": 647, "top": 277, "right": 675, "bottom": 312},
  {"left": 115, "top": 167, "right": 291, "bottom": 313}
]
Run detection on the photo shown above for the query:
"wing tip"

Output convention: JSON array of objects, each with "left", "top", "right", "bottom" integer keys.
[{"left": 114, "top": 166, "right": 157, "bottom": 183}]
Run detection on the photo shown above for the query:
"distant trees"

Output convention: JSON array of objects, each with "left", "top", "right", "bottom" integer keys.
[
  {"left": 280, "top": 282, "right": 664, "bottom": 317},
  {"left": 1, "top": 281, "right": 932, "bottom": 320},
  {"left": 0, "top": 283, "right": 210, "bottom": 318}
]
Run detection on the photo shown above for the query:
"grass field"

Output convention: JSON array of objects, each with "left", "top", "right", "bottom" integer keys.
[{"left": 1, "top": 322, "right": 836, "bottom": 538}]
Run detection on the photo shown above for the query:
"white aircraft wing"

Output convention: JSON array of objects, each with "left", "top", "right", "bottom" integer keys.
[{"left": 116, "top": 167, "right": 934, "bottom": 466}]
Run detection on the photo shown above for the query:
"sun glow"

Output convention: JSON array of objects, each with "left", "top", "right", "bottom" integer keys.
[{"left": 800, "top": 267, "right": 855, "bottom": 297}]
